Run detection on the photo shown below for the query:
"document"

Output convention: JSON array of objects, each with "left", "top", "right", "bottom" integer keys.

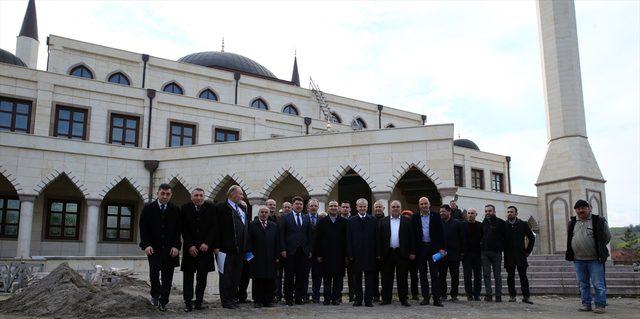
[
  {"left": 245, "top": 251, "right": 254, "bottom": 261},
  {"left": 216, "top": 251, "right": 226, "bottom": 274}
]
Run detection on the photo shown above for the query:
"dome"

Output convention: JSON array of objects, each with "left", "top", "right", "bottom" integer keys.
[
  {"left": 0, "top": 48, "right": 26, "bottom": 67},
  {"left": 178, "top": 51, "right": 277, "bottom": 79},
  {"left": 454, "top": 138, "right": 480, "bottom": 150}
]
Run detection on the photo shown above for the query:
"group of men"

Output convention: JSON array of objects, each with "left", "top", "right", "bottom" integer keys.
[{"left": 139, "top": 183, "right": 611, "bottom": 313}]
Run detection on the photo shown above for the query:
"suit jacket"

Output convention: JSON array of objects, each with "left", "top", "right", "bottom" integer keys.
[
  {"left": 442, "top": 218, "right": 467, "bottom": 261},
  {"left": 346, "top": 214, "right": 378, "bottom": 272},
  {"left": 314, "top": 215, "right": 348, "bottom": 275},
  {"left": 463, "top": 221, "right": 483, "bottom": 255},
  {"left": 481, "top": 216, "right": 508, "bottom": 253},
  {"left": 139, "top": 200, "right": 181, "bottom": 267},
  {"left": 247, "top": 219, "right": 281, "bottom": 278},
  {"left": 410, "top": 211, "right": 445, "bottom": 251},
  {"left": 214, "top": 200, "right": 250, "bottom": 255},
  {"left": 279, "top": 211, "right": 312, "bottom": 256},
  {"left": 504, "top": 218, "right": 535, "bottom": 267},
  {"left": 180, "top": 201, "right": 216, "bottom": 272},
  {"left": 377, "top": 215, "right": 415, "bottom": 259}
]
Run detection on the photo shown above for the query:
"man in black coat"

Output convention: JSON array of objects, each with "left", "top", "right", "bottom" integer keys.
[
  {"left": 180, "top": 188, "right": 217, "bottom": 312},
  {"left": 377, "top": 200, "right": 415, "bottom": 306},
  {"left": 247, "top": 206, "right": 281, "bottom": 308},
  {"left": 504, "top": 206, "right": 535, "bottom": 304},
  {"left": 305, "top": 198, "right": 322, "bottom": 303},
  {"left": 279, "top": 195, "right": 312, "bottom": 306},
  {"left": 214, "top": 185, "right": 250, "bottom": 309},
  {"left": 346, "top": 198, "right": 378, "bottom": 307},
  {"left": 411, "top": 197, "right": 445, "bottom": 307},
  {"left": 462, "top": 208, "right": 483, "bottom": 301},
  {"left": 340, "top": 200, "right": 355, "bottom": 302},
  {"left": 481, "top": 204, "right": 508, "bottom": 302},
  {"left": 450, "top": 200, "right": 465, "bottom": 222},
  {"left": 139, "top": 183, "right": 181, "bottom": 312},
  {"left": 266, "top": 198, "right": 284, "bottom": 303},
  {"left": 438, "top": 204, "right": 466, "bottom": 302},
  {"left": 371, "top": 200, "right": 386, "bottom": 302},
  {"left": 314, "top": 200, "right": 348, "bottom": 305}
]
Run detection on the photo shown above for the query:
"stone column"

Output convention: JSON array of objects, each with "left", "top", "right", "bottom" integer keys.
[
  {"left": 16, "top": 195, "right": 36, "bottom": 259},
  {"left": 372, "top": 191, "right": 391, "bottom": 216},
  {"left": 248, "top": 197, "right": 266, "bottom": 220},
  {"left": 84, "top": 199, "right": 101, "bottom": 256}
]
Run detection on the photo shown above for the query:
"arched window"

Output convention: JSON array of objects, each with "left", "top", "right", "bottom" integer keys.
[
  {"left": 385, "top": 123, "right": 395, "bottom": 128},
  {"left": 108, "top": 72, "right": 130, "bottom": 86},
  {"left": 162, "top": 82, "right": 183, "bottom": 95},
  {"left": 198, "top": 89, "right": 218, "bottom": 101},
  {"left": 282, "top": 104, "right": 299, "bottom": 115},
  {"left": 69, "top": 65, "right": 93, "bottom": 79},
  {"left": 353, "top": 117, "right": 367, "bottom": 130},
  {"left": 329, "top": 112, "right": 342, "bottom": 124},
  {"left": 251, "top": 98, "right": 268, "bottom": 110}
]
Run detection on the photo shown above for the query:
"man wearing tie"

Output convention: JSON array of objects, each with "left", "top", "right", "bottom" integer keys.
[
  {"left": 214, "top": 185, "right": 249, "bottom": 309},
  {"left": 346, "top": 198, "right": 378, "bottom": 307},
  {"left": 305, "top": 199, "right": 322, "bottom": 303},
  {"left": 340, "top": 200, "right": 355, "bottom": 302},
  {"left": 279, "top": 196, "right": 312, "bottom": 306},
  {"left": 266, "top": 198, "right": 284, "bottom": 303},
  {"left": 314, "top": 200, "right": 348, "bottom": 305},
  {"left": 247, "top": 206, "right": 281, "bottom": 308},
  {"left": 411, "top": 197, "right": 445, "bottom": 307},
  {"left": 377, "top": 200, "right": 415, "bottom": 306},
  {"left": 139, "top": 183, "right": 181, "bottom": 312},
  {"left": 372, "top": 200, "right": 386, "bottom": 302},
  {"left": 180, "top": 188, "right": 217, "bottom": 312}
]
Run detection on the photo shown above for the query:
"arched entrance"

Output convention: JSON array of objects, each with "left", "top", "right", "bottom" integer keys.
[
  {"left": 101, "top": 179, "right": 144, "bottom": 243},
  {"left": 390, "top": 167, "right": 441, "bottom": 213},
  {"left": 328, "top": 169, "right": 372, "bottom": 216},
  {"left": 265, "top": 172, "right": 310, "bottom": 212},
  {"left": 40, "top": 173, "right": 86, "bottom": 242},
  {"left": 0, "top": 173, "right": 20, "bottom": 239},
  {"left": 168, "top": 178, "right": 191, "bottom": 208}
]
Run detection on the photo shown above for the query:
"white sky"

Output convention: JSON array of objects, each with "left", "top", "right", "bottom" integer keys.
[{"left": 0, "top": 0, "right": 638, "bottom": 226}]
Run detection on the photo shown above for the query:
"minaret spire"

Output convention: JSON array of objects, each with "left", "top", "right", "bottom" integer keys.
[
  {"left": 16, "top": 0, "right": 39, "bottom": 68},
  {"left": 291, "top": 52, "right": 300, "bottom": 87}
]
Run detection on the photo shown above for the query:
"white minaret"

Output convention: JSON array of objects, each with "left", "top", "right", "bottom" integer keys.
[
  {"left": 535, "top": 0, "right": 606, "bottom": 254},
  {"left": 15, "top": 0, "right": 39, "bottom": 68}
]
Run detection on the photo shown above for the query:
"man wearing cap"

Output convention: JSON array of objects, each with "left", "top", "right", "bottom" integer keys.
[{"left": 566, "top": 199, "right": 611, "bottom": 314}]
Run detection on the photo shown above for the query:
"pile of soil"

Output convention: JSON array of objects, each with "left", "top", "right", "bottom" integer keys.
[{"left": 0, "top": 263, "right": 156, "bottom": 318}]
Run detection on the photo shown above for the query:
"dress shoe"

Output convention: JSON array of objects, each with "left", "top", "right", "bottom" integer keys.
[
  {"left": 264, "top": 303, "right": 274, "bottom": 307},
  {"left": 158, "top": 304, "right": 167, "bottom": 312},
  {"left": 323, "top": 300, "right": 331, "bottom": 305},
  {"left": 365, "top": 302, "right": 374, "bottom": 307},
  {"left": 451, "top": 296, "right": 458, "bottom": 302},
  {"left": 312, "top": 299, "right": 320, "bottom": 304},
  {"left": 194, "top": 301, "right": 206, "bottom": 310},
  {"left": 474, "top": 296, "right": 481, "bottom": 301},
  {"left": 184, "top": 304, "right": 193, "bottom": 312},
  {"left": 285, "top": 300, "right": 294, "bottom": 306},
  {"left": 495, "top": 296, "right": 502, "bottom": 303},
  {"left": 412, "top": 294, "right": 420, "bottom": 301},
  {"left": 508, "top": 296, "right": 517, "bottom": 302},
  {"left": 379, "top": 300, "right": 391, "bottom": 305},
  {"left": 467, "top": 296, "right": 473, "bottom": 301},
  {"left": 401, "top": 300, "right": 411, "bottom": 307},
  {"left": 332, "top": 300, "right": 341, "bottom": 306},
  {"left": 420, "top": 298, "right": 430, "bottom": 305},
  {"left": 239, "top": 299, "right": 251, "bottom": 304},
  {"left": 353, "top": 301, "right": 362, "bottom": 307},
  {"left": 254, "top": 303, "right": 263, "bottom": 308},
  {"left": 432, "top": 299, "right": 443, "bottom": 307},
  {"left": 295, "top": 299, "right": 304, "bottom": 305},
  {"left": 484, "top": 295, "right": 493, "bottom": 302},
  {"left": 149, "top": 297, "right": 159, "bottom": 307},
  {"left": 373, "top": 297, "right": 380, "bottom": 302},
  {"left": 522, "top": 298, "right": 534, "bottom": 305}
]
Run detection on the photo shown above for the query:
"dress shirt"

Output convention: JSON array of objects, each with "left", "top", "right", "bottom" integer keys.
[
  {"left": 390, "top": 216, "right": 401, "bottom": 248},
  {"left": 421, "top": 213, "right": 431, "bottom": 243}
]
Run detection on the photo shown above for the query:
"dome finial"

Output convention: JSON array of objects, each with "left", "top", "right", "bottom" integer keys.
[{"left": 221, "top": 37, "right": 225, "bottom": 52}]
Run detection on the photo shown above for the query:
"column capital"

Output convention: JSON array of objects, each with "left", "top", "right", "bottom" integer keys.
[
  {"left": 437, "top": 187, "right": 458, "bottom": 198},
  {"left": 309, "top": 194, "right": 329, "bottom": 202},
  {"left": 86, "top": 198, "right": 102, "bottom": 207},
  {"left": 19, "top": 194, "right": 37, "bottom": 202},
  {"left": 247, "top": 197, "right": 266, "bottom": 206},
  {"left": 372, "top": 191, "right": 392, "bottom": 201}
]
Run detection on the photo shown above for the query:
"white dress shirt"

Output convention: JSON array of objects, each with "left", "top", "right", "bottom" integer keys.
[{"left": 390, "top": 216, "right": 401, "bottom": 248}]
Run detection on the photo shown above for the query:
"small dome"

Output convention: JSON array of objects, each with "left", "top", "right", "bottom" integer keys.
[
  {"left": 178, "top": 51, "right": 277, "bottom": 79},
  {"left": 0, "top": 48, "right": 26, "bottom": 67},
  {"left": 454, "top": 138, "right": 480, "bottom": 150}
]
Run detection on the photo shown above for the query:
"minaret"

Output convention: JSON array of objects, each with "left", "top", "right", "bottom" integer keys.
[
  {"left": 16, "top": 0, "right": 39, "bottom": 68},
  {"left": 535, "top": 0, "right": 606, "bottom": 254},
  {"left": 291, "top": 54, "right": 300, "bottom": 87}
]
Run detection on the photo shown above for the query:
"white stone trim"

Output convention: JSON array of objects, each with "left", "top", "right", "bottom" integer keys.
[
  {"left": 0, "top": 165, "right": 23, "bottom": 193},
  {"left": 323, "top": 164, "right": 375, "bottom": 194},
  {"left": 97, "top": 176, "right": 146, "bottom": 201},
  {"left": 386, "top": 161, "right": 443, "bottom": 190},
  {"left": 262, "top": 166, "right": 312, "bottom": 198},
  {"left": 33, "top": 169, "right": 90, "bottom": 198}
]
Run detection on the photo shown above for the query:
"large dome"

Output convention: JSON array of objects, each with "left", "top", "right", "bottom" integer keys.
[
  {"left": 0, "top": 48, "right": 26, "bottom": 67},
  {"left": 178, "top": 51, "right": 277, "bottom": 79},
  {"left": 454, "top": 138, "right": 480, "bottom": 150}
]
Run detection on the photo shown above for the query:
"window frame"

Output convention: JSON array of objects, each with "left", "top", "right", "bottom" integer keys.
[
  {"left": 169, "top": 121, "right": 197, "bottom": 147},
  {"left": 107, "top": 72, "right": 131, "bottom": 86},
  {"left": 250, "top": 98, "right": 269, "bottom": 110},
  {"left": 53, "top": 105, "right": 88, "bottom": 140},
  {"left": 162, "top": 82, "right": 184, "bottom": 95},
  {"left": 491, "top": 172, "right": 505, "bottom": 193},
  {"left": 108, "top": 113, "right": 140, "bottom": 147},
  {"left": 69, "top": 65, "right": 94, "bottom": 79},
  {"left": 354, "top": 117, "right": 367, "bottom": 129},
  {"left": 471, "top": 168, "right": 484, "bottom": 190},
  {"left": 102, "top": 203, "right": 135, "bottom": 242},
  {"left": 282, "top": 104, "right": 299, "bottom": 116},
  {"left": 214, "top": 128, "right": 240, "bottom": 143},
  {"left": 45, "top": 199, "right": 81, "bottom": 240},
  {"left": 329, "top": 112, "right": 342, "bottom": 124},
  {"left": 454, "top": 165, "right": 464, "bottom": 187},
  {"left": 198, "top": 89, "right": 218, "bottom": 101},
  {"left": 0, "top": 96, "right": 32, "bottom": 133},
  {"left": 0, "top": 195, "right": 20, "bottom": 238}
]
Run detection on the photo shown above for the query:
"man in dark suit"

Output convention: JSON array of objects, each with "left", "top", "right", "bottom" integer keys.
[
  {"left": 340, "top": 200, "right": 355, "bottom": 302},
  {"left": 305, "top": 198, "right": 322, "bottom": 303},
  {"left": 214, "top": 185, "right": 250, "bottom": 309},
  {"left": 504, "top": 206, "right": 535, "bottom": 304},
  {"left": 481, "top": 204, "right": 508, "bottom": 302},
  {"left": 377, "top": 200, "right": 415, "bottom": 306},
  {"left": 237, "top": 199, "right": 252, "bottom": 304},
  {"left": 411, "top": 197, "right": 445, "bottom": 307},
  {"left": 371, "top": 200, "right": 386, "bottom": 302},
  {"left": 279, "top": 195, "right": 312, "bottom": 306},
  {"left": 346, "top": 198, "right": 378, "bottom": 307},
  {"left": 463, "top": 208, "right": 483, "bottom": 301},
  {"left": 247, "top": 206, "right": 281, "bottom": 308},
  {"left": 180, "top": 188, "right": 217, "bottom": 312},
  {"left": 266, "top": 198, "right": 284, "bottom": 303},
  {"left": 139, "top": 183, "right": 181, "bottom": 312},
  {"left": 438, "top": 204, "right": 466, "bottom": 302},
  {"left": 314, "top": 200, "right": 348, "bottom": 305}
]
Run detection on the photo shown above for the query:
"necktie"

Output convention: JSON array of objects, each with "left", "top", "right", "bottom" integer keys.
[
  {"left": 296, "top": 213, "right": 301, "bottom": 227},
  {"left": 236, "top": 205, "right": 245, "bottom": 224},
  {"left": 262, "top": 221, "right": 267, "bottom": 229},
  {"left": 160, "top": 204, "right": 166, "bottom": 213}
]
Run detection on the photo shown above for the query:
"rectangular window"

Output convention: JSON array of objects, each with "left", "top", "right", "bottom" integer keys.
[
  {"left": 103, "top": 204, "right": 134, "bottom": 241},
  {"left": 471, "top": 169, "right": 484, "bottom": 190},
  {"left": 45, "top": 199, "right": 81, "bottom": 240},
  {"left": 169, "top": 122, "right": 196, "bottom": 147},
  {"left": 0, "top": 196, "right": 20, "bottom": 238},
  {"left": 215, "top": 128, "right": 239, "bottom": 143},
  {"left": 54, "top": 105, "right": 87, "bottom": 140},
  {"left": 0, "top": 96, "right": 32, "bottom": 133},
  {"left": 491, "top": 172, "right": 504, "bottom": 192},
  {"left": 109, "top": 114, "right": 139, "bottom": 147},
  {"left": 454, "top": 165, "right": 464, "bottom": 187}
]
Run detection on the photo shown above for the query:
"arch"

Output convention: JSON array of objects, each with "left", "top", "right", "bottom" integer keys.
[
  {"left": 68, "top": 63, "right": 94, "bottom": 79},
  {"left": 101, "top": 179, "right": 144, "bottom": 242},
  {"left": 323, "top": 164, "right": 375, "bottom": 195},
  {"left": 324, "top": 165, "right": 374, "bottom": 215},
  {"left": 40, "top": 172, "right": 87, "bottom": 240},
  {"left": 0, "top": 170, "right": 20, "bottom": 238},
  {"left": 250, "top": 97, "right": 269, "bottom": 110},
  {"left": 329, "top": 112, "right": 342, "bottom": 124},
  {"left": 166, "top": 176, "right": 191, "bottom": 208},
  {"left": 0, "top": 165, "right": 22, "bottom": 194},
  {"left": 98, "top": 176, "right": 146, "bottom": 201},
  {"left": 198, "top": 88, "right": 219, "bottom": 101},
  {"left": 282, "top": 104, "right": 299, "bottom": 116},
  {"left": 33, "top": 169, "right": 90, "bottom": 198},
  {"left": 390, "top": 165, "right": 442, "bottom": 212},
  {"left": 588, "top": 194, "right": 602, "bottom": 216},
  {"left": 385, "top": 123, "right": 395, "bottom": 128},
  {"left": 352, "top": 117, "right": 367, "bottom": 129},
  {"left": 261, "top": 167, "right": 312, "bottom": 199},
  {"left": 107, "top": 71, "right": 131, "bottom": 86},
  {"left": 162, "top": 81, "right": 184, "bottom": 95},
  {"left": 549, "top": 196, "right": 570, "bottom": 254},
  {"left": 208, "top": 174, "right": 253, "bottom": 204},
  {"left": 387, "top": 161, "right": 443, "bottom": 190}
]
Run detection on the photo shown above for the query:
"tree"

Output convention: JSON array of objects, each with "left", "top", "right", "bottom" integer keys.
[{"left": 620, "top": 226, "right": 640, "bottom": 257}]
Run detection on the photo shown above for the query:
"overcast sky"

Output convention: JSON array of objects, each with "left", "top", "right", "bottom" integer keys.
[{"left": 0, "top": 0, "right": 638, "bottom": 227}]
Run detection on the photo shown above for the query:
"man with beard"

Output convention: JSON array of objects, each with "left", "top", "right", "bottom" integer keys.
[
  {"left": 346, "top": 198, "right": 378, "bottom": 307},
  {"left": 481, "top": 204, "right": 507, "bottom": 302},
  {"left": 372, "top": 200, "right": 386, "bottom": 302},
  {"left": 314, "top": 200, "right": 348, "bottom": 305},
  {"left": 438, "top": 204, "right": 466, "bottom": 302},
  {"left": 504, "top": 206, "right": 535, "bottom": 304}
]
